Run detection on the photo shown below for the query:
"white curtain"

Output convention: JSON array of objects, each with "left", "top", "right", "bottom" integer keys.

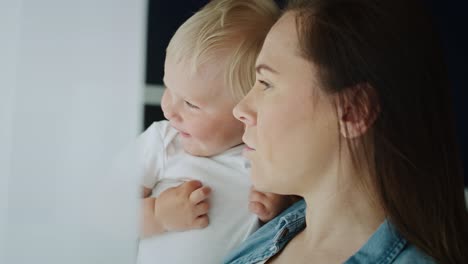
[{"left": 0, "top": 0, "right": 145, "bottom": 263}]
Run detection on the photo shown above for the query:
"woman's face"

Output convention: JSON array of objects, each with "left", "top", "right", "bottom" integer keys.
[{"left": 233, "top": 12, "right": 341, "bottom": 195}]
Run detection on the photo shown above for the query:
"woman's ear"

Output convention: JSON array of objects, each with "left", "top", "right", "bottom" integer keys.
[{"left": 337, "top": 83, "right": 380, "bottom": 139}]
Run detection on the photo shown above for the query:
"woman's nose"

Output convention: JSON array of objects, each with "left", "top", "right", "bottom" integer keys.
[{"left": 233, "top": 91, "right": 256, "bottom": 126}]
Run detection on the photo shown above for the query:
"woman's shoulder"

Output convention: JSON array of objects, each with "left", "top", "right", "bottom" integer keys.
[
  {"left": 346, "top": 220, "right": 436, "bottom": 264},
  {"left": 393, "top": 244, "right": 436, "bottom": 264}
]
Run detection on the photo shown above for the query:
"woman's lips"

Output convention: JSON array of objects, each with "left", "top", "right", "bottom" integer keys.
[
  {"left": 245, "top": 146, "right": 255, "bottom": 151},
  {"left": 242, "top": 137, "right": 256, "bottom": 152}
]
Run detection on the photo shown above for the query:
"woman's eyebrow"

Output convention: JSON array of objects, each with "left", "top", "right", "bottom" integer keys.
[{"left": 255, "top": 64, "right": 279, "bottom": 75}]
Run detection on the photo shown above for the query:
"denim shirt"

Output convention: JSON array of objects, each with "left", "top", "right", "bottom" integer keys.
[{"left": 224, "top": 200, "right": 436, "bottom": 264}]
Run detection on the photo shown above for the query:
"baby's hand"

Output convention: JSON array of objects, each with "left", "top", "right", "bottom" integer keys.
[
  {"left": 249, "top": 187, "right": 301, "bottom": 223},
  {"left": 155, "top": 180, "right": 211, "bottom": 232}
]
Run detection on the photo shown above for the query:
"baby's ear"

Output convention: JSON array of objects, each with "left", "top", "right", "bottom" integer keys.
[{"left": 337, "top": 83, "right": 380, "bottom": 139}]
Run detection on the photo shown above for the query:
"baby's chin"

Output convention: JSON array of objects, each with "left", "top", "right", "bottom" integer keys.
[
  {"left": 181, "top": 142, "right": 212, "bottom": 157},
  {"left": 184, "top": 149, "right": 207, "bottom": 157},
  {"left": 181, "top": 141, "right": 229, "bottom": 158}
]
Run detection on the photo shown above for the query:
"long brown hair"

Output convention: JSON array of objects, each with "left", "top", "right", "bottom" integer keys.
[{"left": 286, "top": 0, "right": 468, "bottom": 262}]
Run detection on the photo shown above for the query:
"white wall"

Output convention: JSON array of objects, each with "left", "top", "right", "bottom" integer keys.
[
  {"left": 1, "top": 0, "right": 145, "bottom": 263},
  {"left": 0, "top": 1, "right": 22, "bottom": 262}
]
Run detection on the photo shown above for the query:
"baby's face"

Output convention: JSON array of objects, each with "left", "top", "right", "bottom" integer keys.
[{"left": 161, "top": 55, "right": 244, "bottom": 157}]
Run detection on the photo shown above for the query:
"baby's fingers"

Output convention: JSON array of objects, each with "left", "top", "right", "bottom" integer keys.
[
  {"left": 249, "top": 188, "right": 267, "bottom": 203},
  {"left": 189, "top": 186, "right": 212, "bottom": 204},
  {"left": 249, "top": 201, "right": 268, "bottom": 218},
  {"left": 194, "top": 201, "right": 210, "bottom": 217},
  {"left": 193, "top": 215, "right": 209, "bottom": 229}
]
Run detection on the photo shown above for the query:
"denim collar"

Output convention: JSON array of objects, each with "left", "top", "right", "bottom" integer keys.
[
  {"left": 271, "top": 200, "right": 307, "bottom": 246},
  {"left": 224, "top": 199, "right": 412, "bottom": 264},
  {"left": 273, "top": 201, "right": 408, "bottom": 264},
  {"left": 223, "top": 200, "right": 307, "bottom": 264},
  {"left": 345, "top": 219, "right": 407, "bottom": 264}
]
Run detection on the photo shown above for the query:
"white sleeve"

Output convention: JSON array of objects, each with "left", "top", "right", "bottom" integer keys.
[{"left": 136, "top": 121, "right": 165, "bottom": 189}]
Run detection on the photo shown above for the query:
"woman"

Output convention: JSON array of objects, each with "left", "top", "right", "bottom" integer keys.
[{"left": 225, "top": 0, "right": 468, "bottom": 263}]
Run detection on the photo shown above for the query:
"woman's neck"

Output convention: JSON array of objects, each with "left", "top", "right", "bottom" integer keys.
[{"left": 299, "top": 162, "right": 385, "bottom": 255}]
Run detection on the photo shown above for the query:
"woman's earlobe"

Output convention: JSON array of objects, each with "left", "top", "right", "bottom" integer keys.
[
  {"left": 339, "top": 118, "right": 370, "bottom": 139},
  {"left": 338, "top": 83, "right": 380, "bottom": 139}
]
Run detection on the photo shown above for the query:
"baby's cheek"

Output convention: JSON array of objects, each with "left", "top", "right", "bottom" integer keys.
[{"left": 189, "top": 126, "right": 208, "bottom": 140}]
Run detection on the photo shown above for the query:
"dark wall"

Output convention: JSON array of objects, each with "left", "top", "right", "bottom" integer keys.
[{"left": 425, "top": 0, "right": 467, "bottom": 185}]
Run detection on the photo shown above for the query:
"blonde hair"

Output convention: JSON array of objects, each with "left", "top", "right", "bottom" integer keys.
[{"left": 166, "top": 0, "right": 279, "bottom": 101}]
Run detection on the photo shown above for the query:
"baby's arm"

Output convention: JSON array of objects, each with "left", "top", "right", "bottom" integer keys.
[
  {"left": 140, "top": 180, "right": 212, "bottom": 238},
  {"left": 248, "top": 187, "right": 302, "bottom": 223}
]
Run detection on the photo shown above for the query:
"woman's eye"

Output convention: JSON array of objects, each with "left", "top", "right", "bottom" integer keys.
[
  {"left": 259, "top": 80, "right": 272, "bottom": 90},
  {"left": 185, "top": 101, "right": 199, "bottom": 109}
]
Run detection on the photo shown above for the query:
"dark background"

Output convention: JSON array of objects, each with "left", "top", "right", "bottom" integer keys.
[{"left": 143, "top": 0, "right": 466, "bottom": 186}]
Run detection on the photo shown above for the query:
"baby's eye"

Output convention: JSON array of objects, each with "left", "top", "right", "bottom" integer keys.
[{"left": 185, "top": 101, "right": 199, "bottom": 109}]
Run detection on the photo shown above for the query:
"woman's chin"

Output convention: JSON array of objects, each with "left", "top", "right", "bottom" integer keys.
[
  {"left": 251, "top": 177, "right": 272, "bottom": 193},
  {"left": 252, "top": 177, "right": 291, "bottom": 195}
]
